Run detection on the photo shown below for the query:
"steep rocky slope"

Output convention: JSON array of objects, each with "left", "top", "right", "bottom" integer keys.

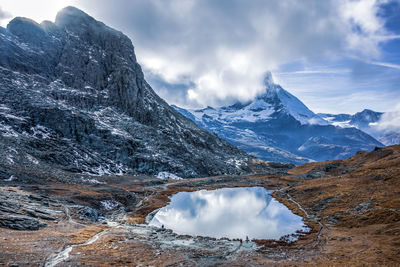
[
  {"left": 174, "top": 74, "right": 382, "bottom": 164},
  {"left": 0, "top": 6, "right": 255, "bottom": 180}
]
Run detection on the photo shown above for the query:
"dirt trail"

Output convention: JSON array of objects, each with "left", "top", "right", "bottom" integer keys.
[{"left": 45, "top": 227, "right": 110, "bottom": 267}]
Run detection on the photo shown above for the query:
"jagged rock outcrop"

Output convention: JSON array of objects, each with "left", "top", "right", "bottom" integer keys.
[{"left": 0, "top": 6, "right": 253, "bottom": 181}]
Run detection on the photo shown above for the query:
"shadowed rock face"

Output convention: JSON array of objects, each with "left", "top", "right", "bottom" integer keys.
[{"left": 0, "top": 6, "right": 253, "bottom": 180}]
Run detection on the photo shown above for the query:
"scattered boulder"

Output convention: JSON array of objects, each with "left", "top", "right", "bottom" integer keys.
[
  {"left": 0, "top": 215, "right": 47, "bottom": 230},
  {"left": 295, "top": 162, "right": 360, "bottom": 179},
  {"left": 354, "top": 201, "right": 373, "bottom": 214},
  {"left": 28, "top": 195, "right": 45, "bottom": 201},
  {"left": 296, "top": 171, "right": 322, "bottom": 180},
  {"left": 0, "top": 199, "right": 19, "bottom": 211},
  {"left": 79, "top": 207, "right": 100, "bottom": 221}
]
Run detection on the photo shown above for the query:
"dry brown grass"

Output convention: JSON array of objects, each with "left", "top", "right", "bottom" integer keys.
[{"left": 1, "top": 146, "right": 399, "bottom": 266}]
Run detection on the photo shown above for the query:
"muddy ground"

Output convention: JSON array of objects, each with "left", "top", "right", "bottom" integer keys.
[{"left": 0, "top": 145, "right": 399, "bottom": 266}]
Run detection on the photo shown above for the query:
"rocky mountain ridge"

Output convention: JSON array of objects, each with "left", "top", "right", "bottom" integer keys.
[{"left": 0, "top": 6, "right": 256, "bottom": 181}]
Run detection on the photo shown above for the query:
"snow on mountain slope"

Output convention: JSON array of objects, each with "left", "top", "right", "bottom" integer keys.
[
  {"left": 258, "top": 73, "right": 329, "bottom": 125},
  {"left": 173, "top": 104, "right": 312, "bottom": 164},
  {"left": 174, "top": 74, "right": 382, "bottom": 164},
  {"left": 188, "top": 73, "right": 327, "bottom": 126},
  {"left": 190, "top": 101, "right": 274, "bottom": 123},
  {"left": 319, "top": 109, "right": 399, "bottom": 145},
  {"left": 379, "top": 132, "right": 400, "bottom": 145}
]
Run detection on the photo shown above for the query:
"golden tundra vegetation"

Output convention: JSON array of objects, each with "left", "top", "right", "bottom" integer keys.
[{"left": 0, "top": 145, "right": 399, "bottom": 266}]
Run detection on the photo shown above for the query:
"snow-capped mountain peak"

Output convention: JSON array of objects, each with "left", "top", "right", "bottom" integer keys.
[
  {"left": 256, "top": 74, "right": 328, "bottom": 125},
  {"left": 190, "top": 73, "right": 328, "bottom": 125},
  {"left": 263, "top": 71, "right": 275, "bottom": 88},
  {"left": 174, "top": 72, "right": 382, "bottom": 164}
]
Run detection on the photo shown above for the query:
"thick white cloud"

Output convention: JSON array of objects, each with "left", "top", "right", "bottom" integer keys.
[
  {"left": 74, "top": 0, "right": 394, "bottom": 108},
  {"left": 0, "top": 0, "right": 75, "bottom": 27},
  {"left": 3, "top": 0, "right": 395, "bottom": 109},
  {"left": 375, "top": 104, "right": 400, "bottom": 132},
  {"left": 149, "top": 187, "right": 305, "bottom": 239}
]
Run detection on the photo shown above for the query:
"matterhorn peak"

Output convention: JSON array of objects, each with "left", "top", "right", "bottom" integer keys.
[
  {"left": 263, "top": 71, "right": 275, "bottom": 87},
  {"left": 258, "top": 72, "right": 280, "bottom": 99}
]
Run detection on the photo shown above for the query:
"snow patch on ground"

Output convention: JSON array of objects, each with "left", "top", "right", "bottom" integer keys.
[
  {"left": 6, "top": 155, "right": 14, "bottom": 164},
  {"left": 4, "top": 175, "right": 15, "bottom": 182},
  {"left": 0, "top": 123, "right": 19, "bottom": 137},
  {"left": 157, "top": 172, "right": 183, "bottom": 180},
  {"left": 100, "top": 200, "right": 120, "bottom": 210},
  {"left": 0, "top": 111, "right": 26, "bottom": 121},
  {"left": 83, "top": 163, "right": 127, "bottom": 177},
  {"left": 81, "top": 177, "right": 106, "bottom": 185},
  {"left": 227, "top": 158, "right": 247, "bottom": 169},
  {"left": 26, "top": 154, "right": 39, "bottom": 165},
  {"left": 30, "top": 125, "right": 51, "bottom": 139}
]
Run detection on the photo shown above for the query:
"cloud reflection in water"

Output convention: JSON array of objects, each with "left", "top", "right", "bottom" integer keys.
[{"left": 149, "top": 187, "right": 306, "bottom": 240}]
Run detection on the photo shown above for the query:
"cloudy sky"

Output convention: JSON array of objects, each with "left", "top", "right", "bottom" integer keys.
[{"left": 1, "top": 0, "right": 399, "bottom": 114}]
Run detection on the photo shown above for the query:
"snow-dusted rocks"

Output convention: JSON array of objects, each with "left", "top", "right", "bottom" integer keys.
[
  {"left": 100, "top": 200, "right": 120, "bottom": 211},
  {"left": 0, "top": 6, "right": 252, "bottom": 181},
  {"left": 156, "top": 172, "right": 182, "bottom": 180}
]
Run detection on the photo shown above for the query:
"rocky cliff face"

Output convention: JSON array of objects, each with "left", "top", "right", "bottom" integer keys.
[{"left": 0, "top": 6, "right": 253, "bottom": 181}]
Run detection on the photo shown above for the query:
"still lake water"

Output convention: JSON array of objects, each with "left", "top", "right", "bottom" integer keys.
[{"left": 149, "top": 187, "right": 308, "bottom": 240}]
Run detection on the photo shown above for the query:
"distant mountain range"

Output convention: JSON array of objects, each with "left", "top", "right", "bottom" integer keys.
[
  {"left": 174, "top": 73, "right": 383, "bottom": 164},
  {"left": 319, "top": 110, "right": 400, "bottom": 146}
]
